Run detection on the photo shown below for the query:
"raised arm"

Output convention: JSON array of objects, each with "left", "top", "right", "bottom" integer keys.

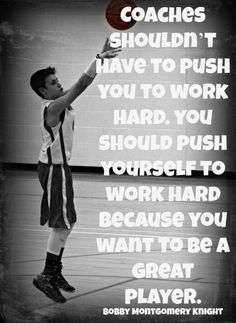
[{"left": 46, "top": 38, "right": 121, "bottom": 127}]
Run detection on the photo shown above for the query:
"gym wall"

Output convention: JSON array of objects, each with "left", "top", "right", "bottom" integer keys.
[{"left": 2, "top": 0, "right": 236, "bottom": 170}]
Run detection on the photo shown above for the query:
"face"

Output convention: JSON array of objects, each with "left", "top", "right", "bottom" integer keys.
[{"left": 40, "top": 74, "right": 64, "bottom": 99}]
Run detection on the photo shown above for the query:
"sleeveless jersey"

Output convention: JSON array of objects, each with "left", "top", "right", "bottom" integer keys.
[{"left": 39, "top": 99, "right": 75, "bottom": 165}]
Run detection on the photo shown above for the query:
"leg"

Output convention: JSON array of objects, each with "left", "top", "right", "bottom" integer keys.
[
  {"left": 34, "top": 163, "right": 77, "bottom": 301},
  {"left": 43, "top": 227, "right": 66, "bottom": 274},
  {"left": 57, "top": 223, "right": 75, "bottom": 263}
]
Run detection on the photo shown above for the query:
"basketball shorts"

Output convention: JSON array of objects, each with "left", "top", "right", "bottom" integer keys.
[{"left": 37, "top": 161, "right": 77, "bottom": 228}]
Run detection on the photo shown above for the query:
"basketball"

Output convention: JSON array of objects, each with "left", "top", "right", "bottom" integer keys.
[{"left": 106, "top": 0, "right": 137, "bottom": 30}]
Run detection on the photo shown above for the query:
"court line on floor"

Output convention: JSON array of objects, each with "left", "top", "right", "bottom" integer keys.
[
  {"left": 8, "top": 225, "right": 222, "bottom": 239},
  {"left": 7, "top": 243, "right": 222, "bottom": 266},
  {"left": 6, "top": 192, "right": 231, "bottom": 206},
  {"left": 6, "top": 247, "right": 191, "bottom": 265},
  {"left": 15, "top": 273, "right": 225, "bottom": 286}
]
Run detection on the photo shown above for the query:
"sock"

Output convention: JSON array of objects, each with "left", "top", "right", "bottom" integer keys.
[
  {"left": 59, "top": 248, "right": 65, "bottom": 262},
  {"left": 42, "top": 252, "right": 59, "bottom": 275},
  {"left": 57, "top": 248, "right": 65, "bottom": 275}
]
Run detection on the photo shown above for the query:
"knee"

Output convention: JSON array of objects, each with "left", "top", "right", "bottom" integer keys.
[
  {"left": 58, "top": 228, "right": 71, "bottom": 244},
  {"left": 51, "top": 228, "right": 70, "bottom": 244}
]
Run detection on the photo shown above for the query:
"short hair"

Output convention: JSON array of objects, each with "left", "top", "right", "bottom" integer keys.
[{"left": 30, "top": 66, "right": 56, "bottom": 98}]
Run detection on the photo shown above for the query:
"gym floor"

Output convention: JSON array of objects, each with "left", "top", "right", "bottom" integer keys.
[{"left": 2, "top": 169, "right": 236, "bottom": 323}]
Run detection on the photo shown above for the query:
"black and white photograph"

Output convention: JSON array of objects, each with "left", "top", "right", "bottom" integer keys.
[{"left": 0, "top": 0, "right": 236, "bottom": 322}]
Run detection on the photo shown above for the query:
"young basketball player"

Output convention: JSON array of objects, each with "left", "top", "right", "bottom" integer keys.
[{"left": 30, "top": 39, "right": 121, "bottom": 303}]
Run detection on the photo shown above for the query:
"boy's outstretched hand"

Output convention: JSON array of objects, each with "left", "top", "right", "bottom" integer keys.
[{"left": 99, "top": 37, "right": 122, "bottom": 59}]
